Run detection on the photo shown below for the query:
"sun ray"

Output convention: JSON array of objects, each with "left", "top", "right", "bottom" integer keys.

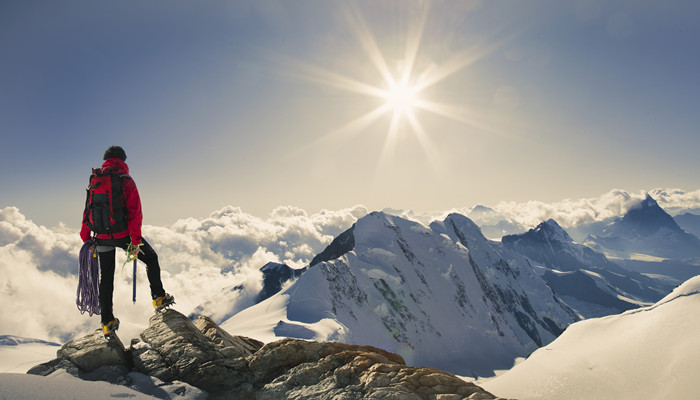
[
  {"left": 399, "top": 4, "right": 430, "bottom": 86},
  {"left": 286, "top": 103, "right": 393, "bottom": 161},
  {"left": 375, "top": 110, "right": 403, "bottom": 185},
  {"left": 343, "top": 4, "right": 397, "bottom": 88},
  {"left": 405, "top": 110, "right": 447, "bottom": 176},
  {"left": 416, "top": 99, "right": 513, "bottom": 138},
  {"left": 413, "top": 31, "right": 516, "bottom": 93},
  {"left": 275, "top": 54, "right": 387, "bottom": 98}
]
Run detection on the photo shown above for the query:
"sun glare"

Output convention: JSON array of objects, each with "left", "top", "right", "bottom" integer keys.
[
  {"left": 278, "top": 3, "right": 503, "bottom": 179},
  {"left": 382, "top": 80, "right": 421, "bottom": 117}
]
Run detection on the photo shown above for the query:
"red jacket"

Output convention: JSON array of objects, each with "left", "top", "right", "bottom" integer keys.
[{"left": 80, "top": 158, "right": 143, "bottom": 245}]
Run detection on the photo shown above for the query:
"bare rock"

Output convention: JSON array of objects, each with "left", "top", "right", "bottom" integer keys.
[
  {"left": 249, "top": 338, "right": 499, "bottom": 400},
  {"left": 28, "top": 310, "right": 503, "bottom": 400},
  {"left": 55, "top": 329, "right": 129, "bottom": 372},
  {"left": 135, "top": 309, "right": 254, "bottom": 394},
  {"left": 193, "top": 315, "right": 264, "bottom": 358}
]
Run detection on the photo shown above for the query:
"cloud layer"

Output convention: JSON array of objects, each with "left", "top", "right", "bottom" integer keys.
[
  {"left": 460, "top": 188, "right": 700, "bottom": 230},
  {"left": 1, "top": 188, "right": 699, "bottom": 342},
  {"left": 0, "top": 205, "right": 366, "bottom": 342}
]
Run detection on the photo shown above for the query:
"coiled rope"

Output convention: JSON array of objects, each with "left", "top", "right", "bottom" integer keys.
[{"left": 77, "top": 239, "right": 101, "bottom": 316}]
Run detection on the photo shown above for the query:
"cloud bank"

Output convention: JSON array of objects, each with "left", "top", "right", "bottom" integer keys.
[
  {"left": 458, "top": 188, "right": 700, "bottom": 230},
  {"left": 1, "top": 188, "right": 699, "bottom": 342},
  {"left": 0, "top": 205, "right": 367, "bottom": 343}
]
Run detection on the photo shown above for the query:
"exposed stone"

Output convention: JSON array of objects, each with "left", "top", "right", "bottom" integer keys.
[
  {"left": 136, "top": 309, "right": 254, "bottom": 394},
  {"left": 26, "top": 357, "right": 79, "bottom": 377},
  {"left": 29, "top": 309, "right": 503, "bottom": 399},
  {"left": 55, "top": 329, "right": 129, "bottom": 372},
  {"left": 193, "top": 314, "right": 263, "bottom": 357},
  {"left": 130, "top": 339, "right": 176, "bottom": 382},
  {"left": 250, "top": 338, "right": 497, "bottom": 400}
]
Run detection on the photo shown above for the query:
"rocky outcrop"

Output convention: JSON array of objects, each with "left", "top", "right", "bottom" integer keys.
[
  {"left": 29, "top": 309, "right": 502, "bottom": 399},
  {"left": 249, "top": 339, "right": 493, "bottom": 400}
]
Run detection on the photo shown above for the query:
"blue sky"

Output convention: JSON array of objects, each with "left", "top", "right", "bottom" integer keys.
[{"left": 1, "top": 0, "right": 699, "bottom": 227}]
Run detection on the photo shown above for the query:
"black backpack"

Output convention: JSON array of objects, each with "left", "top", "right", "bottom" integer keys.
[{"left": 83, "top": 168, "right": 131, "bottom": 235}]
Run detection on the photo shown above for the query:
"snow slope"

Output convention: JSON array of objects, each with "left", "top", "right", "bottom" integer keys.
[
  {"left": 0, "top": 335, "right": 206, "bottom": 400},
  {"left": 223, "top": 212, "right": 577, "bottom": 377},
  {"left": 0, "top": 338, "right": 161, "bottom": 400},
  {"left": 0, "top": 336, "right": 59, "bottom": 374},
  {"left": 0, "top": 371, "right": 160, "bottom": 400},
  {"left": 482, "top": 275, "right": 700, "bottom": 400}
]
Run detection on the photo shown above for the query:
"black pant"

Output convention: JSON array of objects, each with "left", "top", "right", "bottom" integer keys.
[{"left": 96, "top": 237, "right": 165, "bottom": 324}]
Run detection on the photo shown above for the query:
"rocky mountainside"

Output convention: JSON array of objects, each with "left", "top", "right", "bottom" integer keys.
[
  {"left": 501, "top": 219, "right": 667, "bottom": 317},
  {"left": 222, "top": 212, "right": 578, "bottom": 377},
  {"left": 586, "top": 195, "right": 700, "bottom": 259},
  {"left": 28, "top": 309, "right": 499, "bottom": 400}
]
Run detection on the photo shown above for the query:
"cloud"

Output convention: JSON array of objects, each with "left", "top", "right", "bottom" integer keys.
[
  {"left": 458, "top": 188, "right": 700, "bottom": 230},
  {"left": 2, "top": 189, "right": 699, "bottom": 342},
  {"left": 0, "top": 204, "right": 367, "bottom": 343}
]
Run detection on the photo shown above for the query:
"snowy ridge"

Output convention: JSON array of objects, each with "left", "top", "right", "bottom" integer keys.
[
  {"left": 502, "top": 219, "right": 666, "bottom": 317},
  {"left": 483, "top": 275, "right": 700, "bottom": 400},
  {"left": 223, "top": 211, "right": 577, "bottom": 377}
]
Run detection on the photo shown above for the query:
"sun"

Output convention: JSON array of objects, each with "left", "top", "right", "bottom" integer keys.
[
  {"left": 275, "top": 3, "right": 500, "bottom": 177},
  {"left": 381, "top": 80, "right": 421, "bottom": 119}
]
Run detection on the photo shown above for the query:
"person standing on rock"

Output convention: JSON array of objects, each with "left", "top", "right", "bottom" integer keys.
[{"left": 80, "top": 146, "right": 174, "bottom": 336}]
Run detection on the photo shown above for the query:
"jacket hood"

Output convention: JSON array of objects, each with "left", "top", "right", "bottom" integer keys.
[{"left": 101, "top": 158, "right": 130, "bottom": 174}]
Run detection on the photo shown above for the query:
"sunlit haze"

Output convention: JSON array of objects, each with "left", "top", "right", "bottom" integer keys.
[{"left": 1, "top": 0, "right": 699, "bottom": 227}]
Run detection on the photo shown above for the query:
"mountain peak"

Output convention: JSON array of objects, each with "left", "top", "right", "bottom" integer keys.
[
  {"left": 534, "top": 219, "right": 574, "bottom": 243},
  {"left": 587, "top": 194, "right": 700, "bottom": 258},
  {"left": 617, "top": 195, "right": 680, "bottom": 236},
  {"left": 470, "top": 204, "right": 496, "bottom": 215},
  {"left": 635, "top": 193, "right": 659, "bottom": 210}
]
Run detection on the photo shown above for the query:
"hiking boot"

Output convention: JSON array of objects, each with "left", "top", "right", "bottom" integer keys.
[
  {"left": 153, "top": 293, "right": 175, "bottom": 311},
  {"left": 102, "top": 318, "right": 120, "bottom": 338}
]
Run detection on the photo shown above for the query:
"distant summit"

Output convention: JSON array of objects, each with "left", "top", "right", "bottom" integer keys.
[
  {"left": 257, "top": 262, "right": 305, "bottom": 303},
  {"left": 586, "top": 195, "right": 700, "bottom": 259},
  {"left": 502, "top": 218, "right": 665, "bottom": 317},
  {"left": 604, "top": 194, "right": 682, "bottom": 237},
  {"left": 535, "top": 219, "right": 574, "bottom": 243}
]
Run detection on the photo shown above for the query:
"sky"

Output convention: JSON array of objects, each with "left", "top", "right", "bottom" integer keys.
[{"left": 1, "top": 0, "right": 700, "bottom": 228}]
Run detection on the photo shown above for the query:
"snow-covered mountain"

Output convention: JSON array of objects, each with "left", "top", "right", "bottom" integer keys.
[
  {"left": 675, "top": 212, "right": 700, "bottom": 239},
  {"left": 221, "top": 211, "right": 578, "bottom": 377},
  {"left": 482, "top": 275, "right": 700, "bottom": 400},
  {"left": 586, "top": 195, "right": 700, "bottom": 259},
  {"left": 501, "top": 219, "right": 667, "bottom": 317}
]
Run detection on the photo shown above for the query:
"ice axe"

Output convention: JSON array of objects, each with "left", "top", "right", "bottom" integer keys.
[
  {"left": 132, "top": 258, "right": 137, "bottom": 304},
  {"left": 123, "top": 242, "right": 143, "bottom": 304}
]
